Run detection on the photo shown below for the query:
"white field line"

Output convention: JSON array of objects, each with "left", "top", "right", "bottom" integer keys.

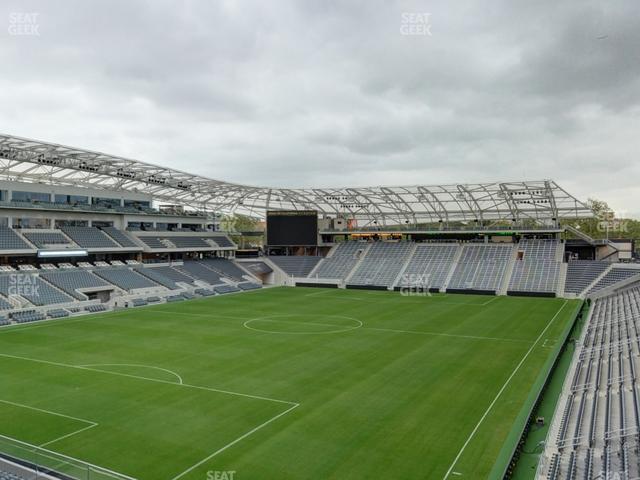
[
  {"left": 442, "top": 300, "right": 569, "bottom": 480},
  {"left": 480, "top": 296, "right": 499, "bottom": 306},
  {"left": 39, "top": 423, "right": 99, "bottom": 448},
  {"left": 364, "top": 326, "right": 531, "bottom": 344},
  {"left": 303, "top": 289, "right": 334, "bottom": 297},
  {"left": 0, "top": 432, "right": 137, "bottom": 480},
  {"left": 78, "top": 363, "right": 184, "bottom": 384},
  {"left": 0, "top": 398, "right": 96, "bottom": 426},
  {"left": 170, "top": 403, "right": 299, "bottom": 480},
  {"left": 0, "top": 353, "right": 297, "bottom": 406},
  {"left": 0, "top": 398, "right": 100, "bottom": 451}
]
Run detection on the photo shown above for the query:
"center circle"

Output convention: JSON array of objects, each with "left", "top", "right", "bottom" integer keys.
[{"left": 244, "top": 314, "right": 363, "bottom": 335}]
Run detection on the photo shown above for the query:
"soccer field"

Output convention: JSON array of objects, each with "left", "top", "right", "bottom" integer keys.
[{"left": 0, "top": 287, "right": 581, "bottom": 480}]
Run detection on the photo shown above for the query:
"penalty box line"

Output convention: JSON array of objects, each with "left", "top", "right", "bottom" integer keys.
[
  {"left": 0, "top": 352, "right": 301, "bottom": 479},
  {"left": 0, "top": 398, "right": 99, "bottom": 448}
]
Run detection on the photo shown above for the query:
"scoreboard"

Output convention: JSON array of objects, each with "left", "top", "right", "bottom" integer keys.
[{"left": 266, "top": 210, "right": 318, "bottom": 246}]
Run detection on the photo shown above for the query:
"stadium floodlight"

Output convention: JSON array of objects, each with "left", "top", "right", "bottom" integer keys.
[{"left": 37, "top": 249, "right": 88, "bottom": 258}]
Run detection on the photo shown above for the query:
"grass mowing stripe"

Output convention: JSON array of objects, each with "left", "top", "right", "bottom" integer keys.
[{"left": 442, "top": 300, "right": 569, "bottom": 480}]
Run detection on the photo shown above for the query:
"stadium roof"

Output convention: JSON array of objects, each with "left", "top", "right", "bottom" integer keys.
[{"left": 0, "top": 133, "right": 593, "bottom": 227}]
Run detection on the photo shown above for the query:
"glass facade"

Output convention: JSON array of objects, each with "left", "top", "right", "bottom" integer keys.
[
  {"left": 13, "top": 217, "right": 51, "bottom": 229},
  {"left": 92, "top": 197, "right": 121, "bottom": 208},
  {"left": 54, "top": 194, "right": 89, "bottom": 205},
  {"left": 12, "top": 191, "right": 51, "bottom": 202}
]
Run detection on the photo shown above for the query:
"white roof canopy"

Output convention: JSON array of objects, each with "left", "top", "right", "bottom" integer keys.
[{"left": 0, "top": 133, "right": 593, "bottom": 227}]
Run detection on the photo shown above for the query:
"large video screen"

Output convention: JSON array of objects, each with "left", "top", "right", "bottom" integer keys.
[{"left": 267, "top": 210, "right": 318, "bottom": 246}]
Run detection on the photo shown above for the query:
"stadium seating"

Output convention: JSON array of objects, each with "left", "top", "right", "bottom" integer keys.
[
  {"left": 199, "top": 258, "right": 248, "bottom": 281},
  {"left": 61, "top": 227, "right": 120, "bottom": 248},
  {"left": 398, "top": 244, "right": 459, "bottom": 290},
  {"left": 586, "top": 267, "right": 640, "bottom": 295},
  {"left": 168, "top": 237, "right": 210, "bottom": 248},
  {"left": 540, "top": 283, "right": 640, "bottom": 478},
  {"left": 11, "top": 310, "right": 46, "bottom": 323},
  {"left": 310, "top": 242, "right": 367, "bottom": 280},
  {"left": 269, "top": 256, "right": 323, "bottom": 277},
  {"left": 138, "top": 237, "right": 167, "bottom": 248},
  {"left": 0, "top": 274, "right": 73, "bottom": 306},
  {"left": 134, "top": 267, "right": 179, "bottom": 289},
  {"left": 41, "top": 270, "right": 113, "bottom": 299},
  {"left": 94, "top": 268, "right": 159, "bottom": 291},
  {"left": 211, "top": 235, "right": 234, "bottom": 247},
  {"left": 0, "top": 227, "right": 32, "bottom": 250},
  {"left": 508, "top": 239, "right": 561, "bottom": 294},
  {"left": 100, "top": 227, "right": 140, "bottom": 248},
  {"left": 22, "top": 231, "right": 73, "bottom": 248},
  {"left": 448, "top": 244, "right": 513, "bottom": 292},
  {"left": 136, "top": 235, "right": 233, "bottom": 250},
  {"left": 85, "top": 304, "right": 107, "bottom": 312},
  {"left": 348, "top": 242, "right": 414, "bottom": 287},
  {"left": 177, "top": 262, "right": 224, "bottom": 285},
  {"left": 214, "top": 284, "right": 241, "bottom": 294},
  {"left": 563, "top": 260, "right": 610, "bottom": 295},
  {"left": 142, "top": 266, "right": 196, "bottom": 285}
]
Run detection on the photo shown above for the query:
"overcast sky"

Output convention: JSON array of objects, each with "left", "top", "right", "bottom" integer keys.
[{"left": 1, "top": 0, "right": 638, "bottom": 217}]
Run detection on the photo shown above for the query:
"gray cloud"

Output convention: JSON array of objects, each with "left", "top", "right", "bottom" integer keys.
[{"left": 0, "top": 0, "right": 638, "bottom": 217}]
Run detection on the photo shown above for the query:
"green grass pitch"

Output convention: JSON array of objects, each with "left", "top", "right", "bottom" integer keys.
[{"left": 0, "top": 287, "right": 581, "bottom": 480}]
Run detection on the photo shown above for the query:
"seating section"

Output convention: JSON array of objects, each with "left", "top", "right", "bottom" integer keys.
[
  {"left": 214, "top": 284, "right": 240, "bottom": 294},
  {"left": 200, "top": 258, "right": 248, "bottom": 281},
  {"left": 41, "top": 270, "right": 113, "bottom": 299},
  {"left": 0, "top": 227, "right": 32, "bottom": 250},
  {"left": 508, "top": 239, "right": 560, "bottom": 293},
  {"left": 144, "top": 266, "right": 196, "bottom": 285},
  {"left": 135, "top": 267, "right": 179, "bottom": 289},
  {"left": 94, "top": 268, "right": 159, "bottom": 291},
  {"left": 398, "top": 244, "right": 459, "bottom": 289},
  {"left": 101, "top": 227, "right": 140, "bottom": 248},
  {"left": 348, "top": 242, "right": 414, "bottom": 287},
  {"left": 22, "top": 231, "right": 72, "bottom": 248},
  {"left": 448, "top": 244, "right": 513, "bottom": 292},
  {"left": 12, "top": 310, "right": 46, "bottom": 323},
  {"left": 85, "top": 304, "right": 107, "bottom": 313},
  {"left": 177, "top": 262, "right": 224, "bottom": 285},
  {"left": 211, "top": 235, "right": 234, "bottom": 248},
  {"left": 0, "top": 274, "right": 73, "bottom": 305},
  {"left": 169, "top": 237, "right": 210, "bottom": 248},
  {"left": 587, "top": 267, "right": 640, "bottom": 295},
  {"left": 311, "top": 242, "right": 367, "bottom": 280},
  {"left": 139, "top": 236, "right": 167, "bottom": 248},
  {"left": 0, "top": 296, "right": 13, "bottom": 310},
  {"left": 61, "top": 227, "right": 120, "bottom": 248},
  {"left": 564, "top": 260, "right": 610, "bottom": 295},
  {"left": 269, "top": 256, "right": 323, "bottom": 277},
  {"left": 137, "top": 235, "right": 233, "bottom": 249},
  {"left": 539, "top": 284, "right": 640, "bottom": 479}
]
